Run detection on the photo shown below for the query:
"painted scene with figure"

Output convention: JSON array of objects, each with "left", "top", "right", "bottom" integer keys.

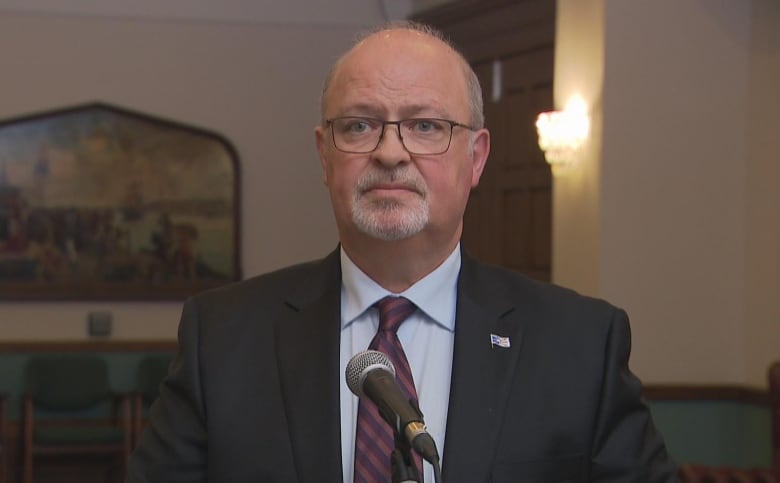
[{"left": 0, "top": 103, "right": 240, "bottom": 300}]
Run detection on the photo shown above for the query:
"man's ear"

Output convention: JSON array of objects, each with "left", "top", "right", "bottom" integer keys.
[
  {"left": 470, "top": 128, "right": 490, "bottom": 188},
  {"left": 314, "top": 126, "right": 329, "bottom": 185}
]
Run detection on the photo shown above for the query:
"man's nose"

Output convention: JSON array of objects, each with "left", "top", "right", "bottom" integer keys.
[{"left": 371, "top": 124, "right": 410, "bottom": 166}]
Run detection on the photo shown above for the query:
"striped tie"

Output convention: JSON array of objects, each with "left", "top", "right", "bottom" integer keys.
[{"left": 353, "top": 296, "right": 423, "bottom": 483}]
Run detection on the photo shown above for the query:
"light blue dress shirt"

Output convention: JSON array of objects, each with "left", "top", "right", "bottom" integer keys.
[{"left": 339, "top": 244, "right": 460, "bottom": 483}]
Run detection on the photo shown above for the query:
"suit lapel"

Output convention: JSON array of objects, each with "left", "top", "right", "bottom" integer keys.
[
  {"left": 272, "top": 249, "right": 527, "bottom": 482},
  {"left": 442, "top": 253, "right": 525, "bottom": 482},
  {"left": 275, "top": 250, "right": 344, "bottom": 483}
]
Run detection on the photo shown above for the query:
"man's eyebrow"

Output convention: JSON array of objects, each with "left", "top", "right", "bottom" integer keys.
[
  {"left": 398, "top": 104, "right": 449, "bottom": 119},
  {"left": 332, "top": 104, "right": 450, "bottom": 120},
  {"left": 334, "top": 103, "right": 386, "bottom": 118}
]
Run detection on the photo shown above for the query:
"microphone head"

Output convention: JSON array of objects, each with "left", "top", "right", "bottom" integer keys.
[{"left": 345, "top": 350, "right": 396, "bottom": 398}]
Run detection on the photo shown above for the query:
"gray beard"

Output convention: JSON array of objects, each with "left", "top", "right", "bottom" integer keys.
[
  {"left": 352, "top": 196, "right": 429, "bottom": 241},
  {"left": 351, "top": 166, "right": 429, "bottom": 241}
]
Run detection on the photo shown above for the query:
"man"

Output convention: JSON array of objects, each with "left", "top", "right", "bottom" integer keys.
[{"left": 127, "top": 21, "right": 677, "bottom": 483}]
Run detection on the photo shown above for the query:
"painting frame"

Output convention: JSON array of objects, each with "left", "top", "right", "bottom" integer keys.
[{"left": 0, "top": 102, "right": 241, "bottom": 300}]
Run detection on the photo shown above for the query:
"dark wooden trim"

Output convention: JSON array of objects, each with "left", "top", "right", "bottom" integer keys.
[
  {"left": 411, "top": 0, "right": 542, "bottom": 25},
  {"left": 411, "top": 0, "right": 556, "bottom": 65},
  {"left": 643, "top": 384, "right": 770, "bottom": 406},
  {"left": 0, "top": 340, "right": 177, "bottom": 353}
]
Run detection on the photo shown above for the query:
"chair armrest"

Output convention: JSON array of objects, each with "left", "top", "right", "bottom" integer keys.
[
  {"left": 104, "top": 392, "right": 133, "bottom": 454},
  {"left": 111, "top": 392, "right": 133, "bottom": 404},
  {"left": 0, "top": 393, "right": 7, "bottom": 449},
  {"left": 111, "top": 392, "right": 132, "bottom": 420},
  {"left": 21, "top": 393, "right": 34, "bottom": 450}
]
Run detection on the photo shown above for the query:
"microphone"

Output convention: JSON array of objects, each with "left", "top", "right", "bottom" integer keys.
[{"left": 346, "top": 350, "right": 439, "bottom": 464}]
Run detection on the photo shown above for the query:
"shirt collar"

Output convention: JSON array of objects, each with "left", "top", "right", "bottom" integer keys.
[{"left": 340, "top": 244, "right": 460, "bottom": 332}]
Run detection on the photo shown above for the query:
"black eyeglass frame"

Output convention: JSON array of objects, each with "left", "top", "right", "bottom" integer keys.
[{"left": 325, "top": 116, "right": 477, "bottom": 155}]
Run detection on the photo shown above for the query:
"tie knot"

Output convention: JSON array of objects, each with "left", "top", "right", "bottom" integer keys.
[{"left": 374, "top": 296, "right": 416, "bottom": 333}]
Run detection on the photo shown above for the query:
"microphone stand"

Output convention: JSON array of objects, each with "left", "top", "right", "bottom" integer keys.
[
  {"left": 389, "top": 427, "right": 444, "bottom": 483},
  {"left": 375, "top": 401, "right": 419, "bottom": 483},
  {"left": 391, "top": 427, "right": 419, "bottom": 483},
  {"left": 384, "top": 399, "right": 444, "bottom": 483},
  {"left": 408, "top": 399, "right": 444, "bottom": 483}
]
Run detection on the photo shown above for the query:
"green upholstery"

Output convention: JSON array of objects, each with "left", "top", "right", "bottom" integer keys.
[
  {"left": 25, "top": 355, "right": 111, "bottom": 411},
  {"left": 21, "top": 354, "right": 132, "bottom": 483},
  {"left": 131, "top": 355, "right": 174, "bottom": 447},
  {"left": 136, "top": 355, "right": 173, "bottom": 405}
]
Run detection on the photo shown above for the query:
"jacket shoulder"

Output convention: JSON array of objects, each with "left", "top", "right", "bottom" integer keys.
[
  {"left": 462, "top": 255, "right": 622, "bottom": 325},
  {"left": 187, "top": 250, "right": 339, "bottom": 314}
]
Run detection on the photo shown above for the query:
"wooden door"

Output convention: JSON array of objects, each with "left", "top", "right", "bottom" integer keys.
[{"left": 414, "top": 0, "right": 555, "bottom": 282}]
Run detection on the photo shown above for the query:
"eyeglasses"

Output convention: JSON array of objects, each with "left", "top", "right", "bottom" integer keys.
[{"left": 325, "top": 116, "right": 476, "bottom": 155}]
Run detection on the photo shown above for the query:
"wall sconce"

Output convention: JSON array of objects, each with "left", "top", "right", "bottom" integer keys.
[{"left": 535, "top": 96, "right": 590, "bottom": 171}]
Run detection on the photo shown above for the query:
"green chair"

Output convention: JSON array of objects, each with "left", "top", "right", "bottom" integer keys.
[
  {"left": 678, "top": 362, "right": 780, "bottom": 483},
  {"left": 0, "top": 393, "right": 7, "bottom": 483},
  {"left": 131, "top": 355, "right": 174, "bottom": 447},
  {"left": 21, "top": 355, "right": 131, "bottom": 483}
]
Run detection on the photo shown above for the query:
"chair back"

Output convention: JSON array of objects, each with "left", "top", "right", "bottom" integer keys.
[
  {"left": 25, "top": 355, "right": 112, "bottom": 411},
  {"left": 136, "top": 355, "right": 173, "bottom": 405}
]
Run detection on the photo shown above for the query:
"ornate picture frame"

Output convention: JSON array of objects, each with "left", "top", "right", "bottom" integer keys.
[{"left": 0, "top": 103, "right": 240, "bottom": 300}]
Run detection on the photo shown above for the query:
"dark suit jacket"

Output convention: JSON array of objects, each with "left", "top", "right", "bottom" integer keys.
[{"left": 127, "top": 249, "right": 678, "bottom": 483}]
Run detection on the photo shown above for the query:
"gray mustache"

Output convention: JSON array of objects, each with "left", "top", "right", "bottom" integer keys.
[{"left": 356, "top": 168, "right": 427, "bottom": 196}]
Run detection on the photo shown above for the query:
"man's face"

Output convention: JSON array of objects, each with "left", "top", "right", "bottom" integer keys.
[{"left": 315, "top": 30, "right": 489, "bottom": 248}]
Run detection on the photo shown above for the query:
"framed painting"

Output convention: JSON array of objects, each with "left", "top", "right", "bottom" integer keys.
[{"left": 0, "top": 102, "right": 240, "bottom": 300}]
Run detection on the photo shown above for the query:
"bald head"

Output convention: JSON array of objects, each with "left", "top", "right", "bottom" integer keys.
[{"left": 320, "top": 21, "right": 484, "bottom": 129}]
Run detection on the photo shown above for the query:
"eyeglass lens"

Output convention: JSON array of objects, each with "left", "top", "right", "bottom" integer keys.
[{"left": 330, "top": 117, "right": 454, "bottom": 154}]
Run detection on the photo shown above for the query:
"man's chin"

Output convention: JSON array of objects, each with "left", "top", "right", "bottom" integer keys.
[
  {"left": 351, "top": 200, "right": 429, "bottom": 239},
  {"left": 365, "top": 229, "right": 420, "bottom": 242},
  {"left": 354, "top": 217, "right": 427, "bottom": 241}
]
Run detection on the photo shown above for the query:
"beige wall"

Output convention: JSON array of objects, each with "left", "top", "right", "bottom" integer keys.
[
  {"left": 744, "top": 0, "right": 780, "bottom": 390},
  {"left": 551, "top": 0, "right": 605, "bottom": 298},
  {"left": 0, "top": 12, "right": 361, "bottom": 339},
  {"left": 554, "top": 0, "right": 779, "bottom": 387}
]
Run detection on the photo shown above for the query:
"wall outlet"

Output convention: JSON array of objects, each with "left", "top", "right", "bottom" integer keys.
[{"left": 87, "top": 311, "right": 113, "bottom": 337}]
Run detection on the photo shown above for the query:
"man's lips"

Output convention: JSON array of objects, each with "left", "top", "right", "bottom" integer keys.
[
  {"left": 363, "top": 183, "right": 421, "bottom": 195},
  {"left": 373, "top": 184, "right": 413, "bottom": 191}
]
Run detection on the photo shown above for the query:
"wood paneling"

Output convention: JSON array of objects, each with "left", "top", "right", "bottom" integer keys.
[{"left": 414, "top": 0, "right": 555, "bottom": 282}]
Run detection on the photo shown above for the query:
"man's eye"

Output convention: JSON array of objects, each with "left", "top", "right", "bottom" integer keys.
[
  {"left": 342, "top": 119, "right": 376, "bottom": 134},
  {"left": 347, "top": 121, "right": 369, "bottom": 132},
  {"left": 411, "top": 119, "right": 443, "bottom": 133}
]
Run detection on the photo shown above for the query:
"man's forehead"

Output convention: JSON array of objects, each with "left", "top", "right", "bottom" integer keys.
[
  {"left": 350, "top": 28, "right": 448, "bottom": 58},
  {"left": 333, "top": 32, "right": 460, "bottom": 87},
  {"left": 322, "top": 27, "right": 470, "bottom": 118},
  {"left": 331, "top": 61, "right": 453, "bottom": 109}
]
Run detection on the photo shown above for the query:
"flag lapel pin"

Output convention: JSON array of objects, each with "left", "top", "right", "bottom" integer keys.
[{"left": 490, "top": 333, "right": 511, "bottom": 349}]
